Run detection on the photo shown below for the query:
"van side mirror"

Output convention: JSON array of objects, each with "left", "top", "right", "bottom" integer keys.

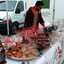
[{"left": 15, "top": 8, "right": 20, "bottom": 14}]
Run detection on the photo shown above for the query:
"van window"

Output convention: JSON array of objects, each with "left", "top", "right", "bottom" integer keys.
[
  {"left": 0, "top": 1, "right": 6, "bottom": 11},
  {"left": 8, "top": 1, "right": 16, "bottom": 11},
  {"left": 0, "top": 1, "right": 16, "bottom": 11},
  {"left": 15, "top": 1, "right": 24, "bottom": 12}
]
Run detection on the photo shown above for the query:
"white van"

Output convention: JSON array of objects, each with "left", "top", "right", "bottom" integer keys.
[{"left": 0, "top": 0, "right": 27, "bottom": 29}]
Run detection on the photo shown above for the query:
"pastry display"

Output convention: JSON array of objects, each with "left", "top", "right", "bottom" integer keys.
[
  {"left": 6, "top": 43, "right": 40, "bottom": 59},
  {"left": 31, "top": 32, "right": 50, "bottom": 49},
  {"left": 4, "top": 32, "right": 50, "bottom": 60}
]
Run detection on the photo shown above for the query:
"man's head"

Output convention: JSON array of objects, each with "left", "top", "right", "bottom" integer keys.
[{"left": 35, "top": 1, "right": 44, "bottom": 11}]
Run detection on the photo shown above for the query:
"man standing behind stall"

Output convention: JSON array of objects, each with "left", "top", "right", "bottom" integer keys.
[{"left": 24, "top": 1, "right": 45, "bottom": 32}]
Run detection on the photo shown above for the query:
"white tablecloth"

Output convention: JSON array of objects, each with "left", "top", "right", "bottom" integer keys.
[{"left": 35, "top": 42, "right": 62, "bottom": 64}]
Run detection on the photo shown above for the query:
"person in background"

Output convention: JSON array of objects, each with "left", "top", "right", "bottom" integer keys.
[
  {"left": 22, "top": 1, "right": 45, "bottom": 42},
  {"left": 0, "top": 41, "right": 6, "bottom": 64},
  {"left": 24, "top": 1, "right": 45, "bottom": 32}
]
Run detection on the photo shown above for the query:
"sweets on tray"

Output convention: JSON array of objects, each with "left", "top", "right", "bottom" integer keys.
[
  {"left": 6, "top": 43, "right": 39, "bottom": 59},
  {"left": 6, "top": 32, "right": 50, "bottom": 59},
  {"left": 31, "top": 32, "right": 50, "bottom": 49}
]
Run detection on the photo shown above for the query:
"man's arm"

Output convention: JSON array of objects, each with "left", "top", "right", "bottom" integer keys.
[{"left": 38, "top": 12, "right": 45, "bottom": 27}]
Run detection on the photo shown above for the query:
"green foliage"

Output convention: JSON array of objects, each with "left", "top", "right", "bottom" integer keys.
[{"left": 42, "top": 0, "right": 50, "bottom": 8}]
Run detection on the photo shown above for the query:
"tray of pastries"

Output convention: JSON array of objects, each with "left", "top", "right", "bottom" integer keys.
[
  {"left": 6, "top": 32, "right": 50, "bottom": 61},
  {"left": 6, "top": 42, "right": 40, "bottom": 61}
]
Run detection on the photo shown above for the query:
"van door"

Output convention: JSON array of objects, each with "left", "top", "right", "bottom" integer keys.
[{"left": 11, "top": 0, "right": 26, "bottom": 24}]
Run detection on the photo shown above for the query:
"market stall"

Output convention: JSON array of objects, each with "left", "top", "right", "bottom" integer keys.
[
  {"left": 6, "top": 40, "right": 62, "bottom": 64},
  {"left": 0, "top": 30, "right": 63, "bottom": 64}
]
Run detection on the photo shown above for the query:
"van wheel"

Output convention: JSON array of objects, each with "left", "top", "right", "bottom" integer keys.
[{"left": 12, "top": 22, "right": 19, "bottom": 31}]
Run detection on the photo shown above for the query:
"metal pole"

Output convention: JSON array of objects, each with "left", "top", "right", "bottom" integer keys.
[
  {"left": 52, "top": 0, "right": 55, "bottom": 25},
  {"left": 6, "top": 0, "right": 9, "bottom": 35}
]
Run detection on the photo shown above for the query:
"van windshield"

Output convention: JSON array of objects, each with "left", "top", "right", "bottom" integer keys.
[{"left": 0, "top": 1, "right": 16, "bottom": 11}]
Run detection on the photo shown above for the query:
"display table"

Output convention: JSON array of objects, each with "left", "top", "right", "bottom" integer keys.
[
  {"left": 6, "top": 42, "right": 62, "bottom": 64},
  {"left": 0, "top": 31, "right": 62, "bottom": 64}
]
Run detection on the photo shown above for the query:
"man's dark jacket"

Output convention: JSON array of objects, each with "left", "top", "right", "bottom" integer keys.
[{"left": 24, "top": 7, "right": 44, "bottom": 28}]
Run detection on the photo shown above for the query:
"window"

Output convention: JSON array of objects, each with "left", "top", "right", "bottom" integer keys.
[
  {"left": 0, "top": 1, "right": 16, "bottom": 11},
  {"left": 8, "top": 1, "right": 16, "bottom": 11},
  {"left": 15, "top": 1, "right": 24, "bottom": 12},
  {"left": 0, "top": 1, "right": 6, "bottom": 11}
]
